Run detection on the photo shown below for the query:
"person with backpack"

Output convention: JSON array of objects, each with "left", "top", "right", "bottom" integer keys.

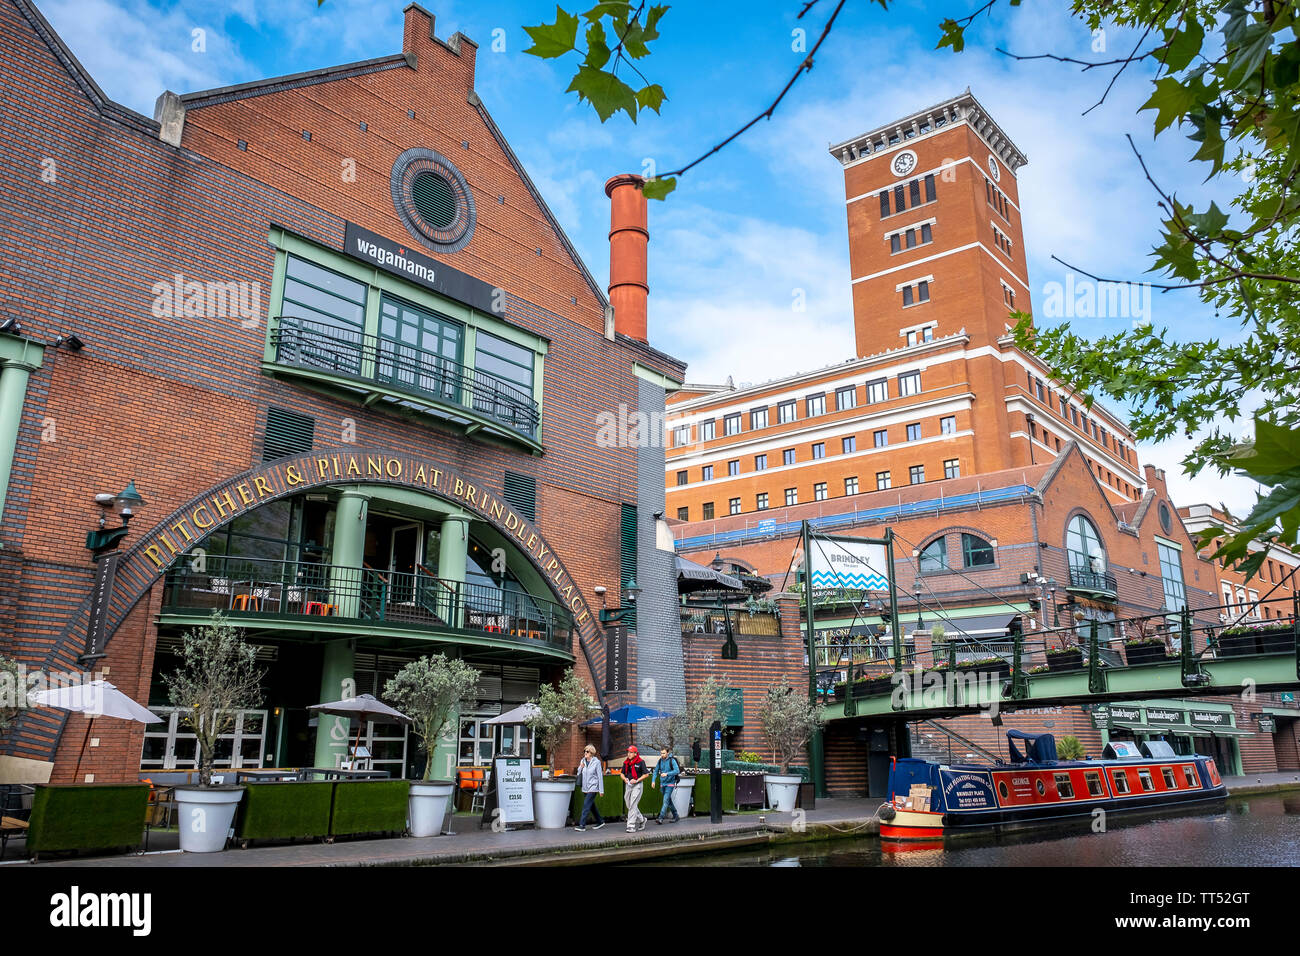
[
  {"left": 651, "top": 746, "right": 682, "bottom": 824},
  {"left": 620, "top": 745, "right": 649, "bottom": 832},
  {"left": 573, "top": 745, "right": 606, "bottom": 832}
]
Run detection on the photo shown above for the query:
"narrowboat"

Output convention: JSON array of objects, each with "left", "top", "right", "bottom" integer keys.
[{"left": 877, "top": 730, "right": 1227, "bottom": 840}]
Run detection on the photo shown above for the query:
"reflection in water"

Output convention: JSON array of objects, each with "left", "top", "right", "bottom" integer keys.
[{"left": 633, "top": 794, "right": 1300, "bottom": 867}]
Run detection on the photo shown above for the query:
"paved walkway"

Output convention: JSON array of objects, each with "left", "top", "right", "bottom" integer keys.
[
  {"left": 11, "top": 798, "right": 884, "bottom": 868},
  {"left": 1223, "top": 770, "right": 1300, "bottom": 793}
]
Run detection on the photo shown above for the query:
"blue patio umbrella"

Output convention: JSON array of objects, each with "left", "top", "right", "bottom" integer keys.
[{"left": 581, "top": 705, "right": 672, "bottom": 726}]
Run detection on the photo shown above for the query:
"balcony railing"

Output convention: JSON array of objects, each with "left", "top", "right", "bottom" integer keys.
[
  {"left": 1068, "top": 565, "right": 1118, "bottom": 596},
  {"left": 271, "top": 317, "right": 540, "bottom": 438},
  {"left": 161, "top": 555, "right": 573, "bottom": 654}
]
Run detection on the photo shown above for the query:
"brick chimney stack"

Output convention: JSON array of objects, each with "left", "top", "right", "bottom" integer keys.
[{"left": 605, "top": 174, "right": 649, "bottom": 342}]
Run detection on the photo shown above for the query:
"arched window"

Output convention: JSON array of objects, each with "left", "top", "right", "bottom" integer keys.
[
  {"left": 1066, "top": 515, "right": 1106, "bottom": 573},
  {"left": 961, "top": 533, "right": 995, "bottom": 567},
  {"left": 919, "top": 537, "right": 948, "bottom": 572}
]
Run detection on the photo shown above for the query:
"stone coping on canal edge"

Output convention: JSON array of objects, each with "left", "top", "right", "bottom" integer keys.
[{"left": 15, "top": 798, "right": 885, "bottom": 869}]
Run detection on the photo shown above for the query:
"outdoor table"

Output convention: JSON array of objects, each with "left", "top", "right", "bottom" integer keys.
[
  {"left": 235, "top": 769, "right": 302, "bottom": 783},
  {"left": 297, "top": 767, "right": 390, "bottom": 780}
]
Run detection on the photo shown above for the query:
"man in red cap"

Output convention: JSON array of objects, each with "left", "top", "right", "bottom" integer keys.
[{"left": 620, "top": 745, "right": 649, "bottom": 832}]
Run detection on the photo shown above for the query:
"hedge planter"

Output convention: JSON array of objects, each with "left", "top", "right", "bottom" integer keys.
[
  {"left": 957, "top": 659, "right": 1011, "bottom": 679},
  {"left": 330, "top": 780, "right": 409, "bottom": 838},
  {"left": 408, "top": 780, "right": 455, "bottom": 838},
  {"left": 1045, "top": 649, "right": 1084, "bottom": 672},
  {"left": 176, "top": 786, "right": 245, "bottom": 853},
  {"left": 534, "top": 777, "right": 576, "bottom": 829},
  {"left": 1217, "top": 634, "right": 1259, "bottom": 657},
  {"left": 1257, "top": 629, "right": 1296, "bottom": 653},
  {"left": 27, "top": 784, "right": 150, "bottom": 858},
  {"left": 1124, "top": 642, "right": 1171, "bottom": 665},
  {"left": 764, "top": 774, "right": 802, "bottom": 812},
  {"left": 691, "top": 771, "right": 737, "bottom": 815},
  {"left": 236, "top": 781, "right": 332, "bottom": 846}
]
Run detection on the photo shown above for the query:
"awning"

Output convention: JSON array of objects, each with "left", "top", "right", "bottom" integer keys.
[
  {"left": 675, "top": 555, "right": 744, "bottom": 593},
  {"left": 923, "top": 613, "right": 1018, "bottom": 639},
  {"left": 1187, "top": 726, "right": 1255, "bottom": 738}
]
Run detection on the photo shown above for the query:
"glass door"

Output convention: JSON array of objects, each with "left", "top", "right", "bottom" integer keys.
[
  {"left": 140, "top": 707, "right": 268, "bottom": 773},
  {"left": 389, "top": 522, "right": 422, "bottom": 605}
]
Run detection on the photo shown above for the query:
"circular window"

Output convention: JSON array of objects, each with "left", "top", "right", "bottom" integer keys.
[
  {"left": 998, "top": 781, "right": 1009, "bottom": 800},
  {"left": 1036, "top": 779, "right": 1046, "bottom": 796},
  {"left": 987, "top": 154, "right": 1001, "bottom": 181},
  {"left": 391, "top": 148, "right": 476, "bottom": 253},
  {"left": 891, "top": 149, "right": 918, "bottom": 177},
  {"left": 1159, "top": 502, "right": 1172, "bottom": 534}
]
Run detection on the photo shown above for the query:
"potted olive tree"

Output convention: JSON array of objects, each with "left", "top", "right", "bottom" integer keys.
[
  {"left": 525, "top": 668, "right": 594, "bottom": 828},
  {"left": 164, "top": 611, "right": 263, "bottom": 852},
  {"left": 758, "top": 678, "right": 824, "bottom": 812},
  {"left": 0, "top": 654, "right": 21, "bottom": 734},
  {"left": 384, "top": 653, "right": 481, "bottom": 837}
]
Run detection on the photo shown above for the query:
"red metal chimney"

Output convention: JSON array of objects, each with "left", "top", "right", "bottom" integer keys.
[{"left": 605, "top": 174, "right": 648, "bottom": 342}]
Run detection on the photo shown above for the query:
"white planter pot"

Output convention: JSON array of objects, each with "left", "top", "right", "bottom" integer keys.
[
  {"left": 175, "top": 786, "right": 245, "bottom": 853},
  {"left": 408, "top": 781, "right": 455, "bottom": 837},
  {"left": 764, "top": 774, "right": 802, "bottom": 812},
  {"left": 670, "top": 780, "right": 694, "bottom": 818},
  {"left": 533, "top": 778, "right": 576, "bottom": 829}
]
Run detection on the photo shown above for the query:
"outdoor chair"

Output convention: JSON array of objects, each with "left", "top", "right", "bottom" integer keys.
[
  {"left": 0, "top": 784, "right": 33, "bottom": 860},
  {"left": 470, "top": 768, "right": 492, "bottom": 815}
]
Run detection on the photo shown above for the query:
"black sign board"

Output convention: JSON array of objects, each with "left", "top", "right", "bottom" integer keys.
[
  {"left": 1191, "top": 710, "right": 1230, "bottom": 727},
  {"left": 1258, "top": 716, "right": 1277, "bottom": 733},
  {"left": 1146, "top": 706, "right": 1186, "bottom": 726},
  {"left": 604, "top": 625, "right": 627, "bottom": 694},
  {"left": 343, "top": 222, "right": 501, "bottom": 316},
  {"left": 84, "top": 551, "right": 120, "bottom": 660}
]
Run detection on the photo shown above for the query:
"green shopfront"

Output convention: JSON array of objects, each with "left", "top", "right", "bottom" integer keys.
[{"left": 1090, "top": 699, "right": 1249, "bottom": 776}]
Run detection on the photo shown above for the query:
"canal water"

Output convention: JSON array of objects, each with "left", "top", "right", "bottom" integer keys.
[{"left": 635, "top": 793, "right": 1300, "bottom": 866}]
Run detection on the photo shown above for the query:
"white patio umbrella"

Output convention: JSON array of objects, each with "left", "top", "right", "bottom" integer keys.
[
  {"left": 484, "top": 702, "right": 541, "bottom": 725},
  {"left": 26, "top": 680, "right": 163, "bottom": 780},
  {"left": 308, "top": 694, "right": 411, "bottom": 768}
]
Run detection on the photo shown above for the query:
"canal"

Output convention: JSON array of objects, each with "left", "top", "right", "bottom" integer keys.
[{"left": 634, "top": 792, "right": 1300, "bottom": 866}]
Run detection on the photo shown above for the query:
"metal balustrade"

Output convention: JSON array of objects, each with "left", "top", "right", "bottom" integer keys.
[
  {"left": 271, "top": 317, "right": 540, "bottom": 437},
  {"left": 161, "top": 554, "right": 573, "bottom": 652},
  {"left": 1068, "top": 565, "right": 1118, "bottom": 596}
]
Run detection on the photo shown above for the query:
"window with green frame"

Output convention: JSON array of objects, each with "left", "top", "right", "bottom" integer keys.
[
  {"left": 1157, "top": 541, "right": 1186, "bottom": 616},
  {"left": 278, "top": 256, "right": 369, "bottom": 375},
  {"left": 961, "top": 533, "right": 995, "bottom": 567},
  {"left": 474, "top": 330, "right": 535, "bottom": 430},
  {"left": 377, "top": 294, "right": 463, "bottom": 402}
]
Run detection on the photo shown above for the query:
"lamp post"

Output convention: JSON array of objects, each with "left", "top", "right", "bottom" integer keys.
[
  {"left": 913, "top": 578, "right": 924, "bottom": 633},
  {"left": 82, "top": 480, "right": 147, "bottom": 664},
  {"left": 1047, "top": 578, "right": 1059, "bottom": 629},
  {"left": 85, "top": 480, "right": 146, "bottom": 554}
]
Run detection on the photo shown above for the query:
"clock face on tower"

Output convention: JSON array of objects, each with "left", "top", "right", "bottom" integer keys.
[
  {"left": 987, "top": 154, "right": 1001, "bottom": 181},
  {"left": 891, "top": 150, "right": 918, "bottom": 177}
]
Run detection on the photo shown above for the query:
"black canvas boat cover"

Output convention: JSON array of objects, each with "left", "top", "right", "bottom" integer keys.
[{"left": 1007, "top": 730, "right": 1058, "bottom": 764}]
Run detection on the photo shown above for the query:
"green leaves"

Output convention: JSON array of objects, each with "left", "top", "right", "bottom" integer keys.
[
  {"left": 525, "top": 3, "right": 670, "bottom": 126},
  {"left": 639, "top": 175, "right": 676, "bottom": 200},
  {"left": 523, "top": 6, "right": 579, "bottom": 58}
]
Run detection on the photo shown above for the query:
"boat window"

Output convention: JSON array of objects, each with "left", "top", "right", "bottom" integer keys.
[
  {"left": 1085, "top": 771, "right": 1104, "bottom": 796},
  {"left": 1112, "top": 770, "right": 1130, "bottom": 794},
  {"left": 1162, "top": 768, "right": 1177, "bottom": 789},
  {"left": 1183, "top": 766, "right": 1197, "bottom": 788},
  {"left": 1138, "top": 769, "right": 1155, "bottom": 792},
  {"left": 1054, "top": 773, "right": 1075, "bottom": 799},
  {"left": 997, "top": 780, "right": 1009, "bottom": 800}
]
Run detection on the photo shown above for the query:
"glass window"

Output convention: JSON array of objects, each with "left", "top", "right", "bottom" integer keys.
[
  {"left": 677, "top": 507, "right": 689, "bottom": 521},
  {"left": 755, "top": 454, "right": 767, "bottom": 471},
  {"left": 724, "top": 414, "right": 741, "bottom": 436},
  {"left": 909, "top": 465, "right": 925, "bottom": 484},
  {"left": 940, "top": 415, "right": 955, "bottom": 434},
  {"left": 785, "top": 488, "right": 797, "bottom": 506},
  {"left": 944, "top": 459, "right": 960, "bottom": 479},
  {"left": 1137, "top": 769, "right": 1154, "bottom": 792},
  {"left": 843, "top": 436, "right": 857, "bottom": 454},
  {"left": 921, "top": 222, "right": 932, "bottom": 243},
  {"left": 845, "top": 477, "right": 859, "bottom": 496},
  {"left": 873, "top": 429, "right": 888, "bottom": 448},
  {"left": 673, "top": 426, "right": 690, "bottom": 447},
  {"left": 909, "top": 179, "right": 921, "bottom": 206},
  {"left": 890, "top": 234, "right": 901, "bottom": 254},
  {"left": 475, "top": 329, "right": 535, "bottom": 406},
  {"left": 903, "top": 286, "right": 914, "bottom": 307},
  {"left": 899, "top": 371, "right": 921, "bottom": 396},
  {"left": 1112, "top": 770, "right": 1130, "bottom": 794},
  {"left": 876, "top": 471, "right": 891, "bottom": 490},
  {"left": 812, "top": 442, "right": 825, "bottom": 459},
  {"left": 806, "top": 394, "right": 826, "bottom": 417},
  {"left": 814, "top": 483, "right": 828, "bottom": 501},
  {"left": 962, "top": 533, "right": 995, "bottom": 567},
  {"left": 281, "top": 255, "right": 368, "bottom": 337},
  {"left": 905, "top": 229, "right": 917, "bottom": 249},
  {"left": 699, "top": 419, "right": 715, "bottom": 441},
  {"left": 778, "top": 401, "right": 796, "bottom": 423},
  {"left": 879, "top": 191, "right": 890, "bottom": 218},
  {"left": 783, "top": 449, "right": 796, "bottom": 466},
  {"left": 750, "top": 407, "right": 769, "bottom": 430},
  {"left": 906, "top": 423, "right": 921, "bottom": 441},
  {"left": 1162, "top": 768, "right": 1176, "bottom": 789},
  {"left": 867, "top": 378, "right": 889, "bottom": 403},
  {"left": 756, "top": 493, "right": 769, "bottom": 511},
  {"left": 1158, "top": 541, "right": 1187, "bottom": 616},
  {"left": 1066, "top": 514, "right": 1106, "bottom": 574},
  {"left": 924, "top": 174, "right": 936, "bottom": 202},
  {"left": 1055, "top": 773, "right": 1075, "bottom": 799},
  {"left": 729, "top": 498, "right": 741, "bottom": 515},
  {"left": 836, "top": 386, "right": 857, "bottom": 410},
  {"left": 702, "top": 502, "right": 714, "bottom": 520},
  {"left": 918, "top": 280, "right": 930, "bottom": 302},
  {"left": 675, "top": 471, "right": 687, "bottom": 486},
  {"left": 1183, "top": 767, "right": 1196, "bottom": 788},
  {"left": 728, "top": 460, "right": 739, "bottom": 477},
  {"left": 919, "top": 537, "right": 948, "bottom": 572},
  {"left": 894, "top": 184, "right": 906, "bottom": 211},
  {"left": 702, "top": 465, "right": 714, "bottom": 481}
]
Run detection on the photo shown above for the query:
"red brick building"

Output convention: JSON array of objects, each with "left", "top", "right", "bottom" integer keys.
[{"left": 0, "top": 0, "right": 685, "bottom": 784}]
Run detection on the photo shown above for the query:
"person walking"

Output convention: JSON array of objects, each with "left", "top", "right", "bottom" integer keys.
[
  {"left": 651, "top": 745, "right": 682, "bottom": 824},
  {"left": 621, "top": 745, "right": 649, "bottom": 832},
  {"left": 573, "top": 745, "right": 606, "bottom": 832}
]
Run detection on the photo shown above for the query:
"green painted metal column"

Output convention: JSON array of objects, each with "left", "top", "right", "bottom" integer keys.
[
  {"left": 314, "top": 487, "right": 368, "bottom": 767},
  {"left": 0, "top": 354, "right": 41, "bottom": 527},
  {"left": 438, "top": 512, "right": 469, "bottom": 628}
]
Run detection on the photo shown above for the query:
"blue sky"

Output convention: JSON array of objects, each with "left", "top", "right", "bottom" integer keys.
[{"left": 38, "top": 0, "right": 1257, "bottom": 514}]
